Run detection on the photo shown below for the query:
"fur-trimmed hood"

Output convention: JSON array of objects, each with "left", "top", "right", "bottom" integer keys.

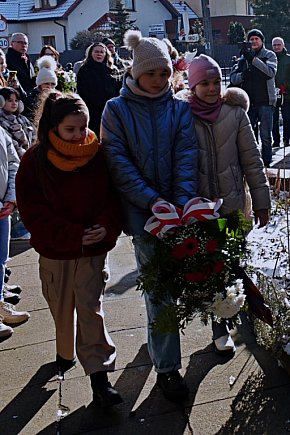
[
  {"left": 222, "top": 87, "right": 249, "bottom": 112},
  {"left": 175, "top": 86, "right": 250, "bottom": 112}
]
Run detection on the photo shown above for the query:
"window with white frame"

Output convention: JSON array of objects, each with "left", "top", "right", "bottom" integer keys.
[
  {"left": 42, "top": 35, "right": 56, "bottom": 48},
  {"left": 109, "top": 0, "right": 135, "bottom": 11}
]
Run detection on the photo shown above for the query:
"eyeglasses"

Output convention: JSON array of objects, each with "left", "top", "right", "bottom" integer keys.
[{"left": 13, "top": 41, "right": 28, "bottom": 45}]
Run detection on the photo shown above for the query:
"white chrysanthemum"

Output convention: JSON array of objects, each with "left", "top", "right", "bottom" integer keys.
[
  {"left": 212, "top": 299, "right": 241, "bottom": 319},
  {"left": 211, "top": 280, "right": 246, "bottom": 319}
]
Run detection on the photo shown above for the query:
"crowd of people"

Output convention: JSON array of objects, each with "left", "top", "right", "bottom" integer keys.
[{"left": 1, "top": 27, "right": 281, "bottom": 408}]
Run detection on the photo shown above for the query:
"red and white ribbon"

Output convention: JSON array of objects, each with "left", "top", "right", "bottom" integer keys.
[{"left": 144, "top": 197, "right": 223, "bottom": 239}]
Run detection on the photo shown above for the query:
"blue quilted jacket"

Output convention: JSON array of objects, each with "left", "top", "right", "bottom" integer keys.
[{"left": 101, "top": 78, "right": 198, "bottom": 235}]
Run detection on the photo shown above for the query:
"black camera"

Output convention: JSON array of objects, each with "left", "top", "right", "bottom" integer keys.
[{"left": 237, "top": 41, "right": 252, "bottom": 51}]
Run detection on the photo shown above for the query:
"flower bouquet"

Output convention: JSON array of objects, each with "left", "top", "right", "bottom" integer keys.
[
  {"left": 57, "top": 70, "right": 76, "bottom": 93},
  {"left": 138, "top": 197, "right": 251, "bottom": 333}
]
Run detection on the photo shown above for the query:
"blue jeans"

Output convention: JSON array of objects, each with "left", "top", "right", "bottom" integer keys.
[
  {"left": 248, "top": 105, "right": 274, "bottom": 166},
  {"left": 272, "top": 101, "right": 290, "bottom": 144},
  {"left": 0, "top": 216, "right": 10, "bottom": 301},
  {"left": 10, "top": 210, "right": 29, "bottom": 239},
  {"left": 132, "top": 235, "right": 181, "bottom": 373}
]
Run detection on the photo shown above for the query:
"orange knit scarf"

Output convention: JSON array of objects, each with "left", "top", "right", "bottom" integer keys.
[{"left": 47, "top": 129, "right": 99, "bottom": 171}]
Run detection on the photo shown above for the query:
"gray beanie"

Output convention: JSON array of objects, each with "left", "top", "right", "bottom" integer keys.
[
  {"left": 124, "top": 30, "right": 173, "bottom": 80},
  {"left": 36, "top": 55, "right": 58, "bottom": 86},
  {"left": 247, "top": 29, "right": 265, "bottom": 43}
]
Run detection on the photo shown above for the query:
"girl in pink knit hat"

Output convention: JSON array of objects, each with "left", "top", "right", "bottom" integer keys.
[{"left": 178, "top": 54, "right": 271, "bottom": 355}]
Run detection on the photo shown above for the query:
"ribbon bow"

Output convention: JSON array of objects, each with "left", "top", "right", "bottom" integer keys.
[{"left": 145, "top": 197, "right": 223, "bottom": 239}]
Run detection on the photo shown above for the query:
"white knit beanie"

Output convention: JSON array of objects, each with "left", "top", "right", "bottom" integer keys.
[
  {"left": 36, "top": 55, "right": 58, "bottom": 86},
  {"left": 124, "top": 30, "right": 173, "bottom": 80}
]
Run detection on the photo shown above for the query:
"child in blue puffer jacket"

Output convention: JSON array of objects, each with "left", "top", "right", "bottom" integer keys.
[{"left": 101, "top": 30, "right": 198, "bottom": 402}]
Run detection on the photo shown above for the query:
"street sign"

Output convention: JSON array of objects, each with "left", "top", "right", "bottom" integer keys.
[
  {"left": 187, "top": 34, "right": 199, "bottom": 42},
  {"left": 148, "top": 24, "right": 164, "bottom": 34},
  {"left": 148, "top": 24, "right": 164, "bottom": 38},
  {"left": 0, "top": 15, "right": 7, "bottom": 32},
  {"left": 0, "top": 37, "right": 9, "bottom": 49}
]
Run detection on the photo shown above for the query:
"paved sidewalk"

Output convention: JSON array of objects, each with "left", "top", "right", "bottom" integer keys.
[{"left": 1, "top": 234, "right": 290, "bottom": 435}]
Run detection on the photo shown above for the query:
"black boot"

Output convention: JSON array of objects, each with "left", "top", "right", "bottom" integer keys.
[
  {"left": 56, "top": 354, "right": 76, "bottom": 377},
  {"left": 156, "top": 371, "right": 189, "bottom": 401},
  {"left": 90, "top": 371, "right": 123, "bottom": 408}
]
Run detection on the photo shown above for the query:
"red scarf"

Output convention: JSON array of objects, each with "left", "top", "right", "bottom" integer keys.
[{"left": 189, "top": 94, "right": 223, "bottom": 123}]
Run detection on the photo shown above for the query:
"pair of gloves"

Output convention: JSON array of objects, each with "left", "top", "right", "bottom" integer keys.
[
  {"left": 241, "top": 48, "right": 255, "bottom": 63},
  {"left": 240, "top": 49, "right": 255, "bottom": 80}
]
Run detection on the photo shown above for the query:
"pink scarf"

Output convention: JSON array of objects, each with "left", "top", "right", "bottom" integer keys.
[{"left": 189, "top": 94, "right": 223, "bottom": 123}]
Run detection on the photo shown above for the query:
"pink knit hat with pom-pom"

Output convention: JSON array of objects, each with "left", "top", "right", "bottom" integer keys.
[
  {"left": 188, "top": 54, "right": 222, "bottom": 89},
  {"left": 124, "top": 30, "right": 173, "bottom": 80}
]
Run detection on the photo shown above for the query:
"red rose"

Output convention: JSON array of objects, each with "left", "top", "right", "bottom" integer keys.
[
  {"left": 205, "top": 239, "right": 218, "bottom": 254},
  {"left": 172, "top": 237, "right": 199, "bottom": 259},
  {"left": 213, "top": 260, "right": 224, "bottom": 273},
  {"left": 184, "top": 237, "right": 199, "bottom": 255}
]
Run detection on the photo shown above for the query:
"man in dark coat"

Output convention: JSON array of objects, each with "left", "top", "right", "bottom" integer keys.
[
  {"left": 6, "top": 33, "right": 35, "bottom": 93},
  {"left": 230, "top": 29, "right": 277, "bottom": 167},
  {"left": 102, "top": 38, "right": 125, "bottom": 71}
]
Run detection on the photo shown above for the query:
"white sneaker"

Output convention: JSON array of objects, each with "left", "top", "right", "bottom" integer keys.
[
  {"left": 214, "top": 334, "right": 236, "bottom": 354},
  {"left": 0, "top": 315, "right": 13, "bottom": 337},
  {"left": 0, "top": 301, "right": 30, "bottom": 325}
]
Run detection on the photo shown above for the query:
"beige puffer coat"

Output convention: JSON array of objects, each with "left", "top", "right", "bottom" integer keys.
[{"left": 177, "top": 87, "right": 271, "bottom": 216}]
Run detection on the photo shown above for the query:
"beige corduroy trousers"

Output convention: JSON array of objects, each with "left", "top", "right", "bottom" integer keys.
[{"left": 39, "top": 254, "right": 116, "bottom": 375}]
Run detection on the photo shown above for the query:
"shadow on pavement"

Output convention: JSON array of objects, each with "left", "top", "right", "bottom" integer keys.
[
  {"left": 37, "top": 344, "right": 153, "bottom": 434},
  {"left": 9, "top": 240, "right": 32, "bottom": 258},
  {"left": 37, "top": 344, "right": 236, "bottom": 435},
  {"left": 106, "top": 270, "right": 139, "bottom": 296},
  {"left": 0, "top": 362, "right": 57, "bottom": 435},
  {"left": 216, "top": 319, "right": 290, "bottom": 434}
]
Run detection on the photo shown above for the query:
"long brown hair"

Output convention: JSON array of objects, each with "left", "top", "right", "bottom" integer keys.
[
  {"left": 85, "top": 42, "right": 115, "bottom": 69},
  {"left": 39, "top": 45, "right": 60, "bottom": 61},
  {"left": 34, "top": 91, "right": 89, "bottom": 194}
]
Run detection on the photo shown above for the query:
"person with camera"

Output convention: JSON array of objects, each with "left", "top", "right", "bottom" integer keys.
[
  {"left": 230, "top": 29, "right": 277, "bottom": 167},
  {"left": 6, "top": 33, "right": 36, "bottom": 93},
  {"left": 271, "top": 37, "right": 290, "bottom": 147}
]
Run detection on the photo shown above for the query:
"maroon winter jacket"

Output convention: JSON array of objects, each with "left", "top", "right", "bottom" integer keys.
[{"left": 16, "top": 145, "right": 122, "bottom": 260}]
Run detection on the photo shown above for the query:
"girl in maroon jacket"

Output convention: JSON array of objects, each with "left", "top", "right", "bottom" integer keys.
[{"left": 16, "top": 92, "right": 123, "bottom": 408}]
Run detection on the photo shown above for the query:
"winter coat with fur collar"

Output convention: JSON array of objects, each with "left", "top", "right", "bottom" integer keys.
[{"left": 177, "top": 87, "right": 271, "bottom": 216}]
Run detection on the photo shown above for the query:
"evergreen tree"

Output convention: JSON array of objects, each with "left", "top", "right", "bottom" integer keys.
[
  {"left": 251, "top": 0, "right": 290, "bottom": 41},
  {"left": 110, "top": 0, "right": 137, "bottom": 46},
  {"left": 189, "top": 19, "right": 204, "bottom": 45},
  {"left": 227, "top": 21, "right": 246, "bottom": 44},
  {"left": 70, "top": 30, "right": 106, "bottom": 50}
]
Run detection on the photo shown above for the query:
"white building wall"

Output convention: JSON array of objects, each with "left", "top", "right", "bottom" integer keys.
[
  {"left": 24, "top": 21, "right": 66, "bottom": 54},
  {"left": 183, "top": 0, "right": 248, "bottom": 17},
  {"left": 6, "top": 0, "right": 174, "bottom": 55},
  {"left": 130, "top": 0, "right": 172, "bottom": 36},
  {"left": 68, "top": 0, "right": 107, "bottom": 44}
]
